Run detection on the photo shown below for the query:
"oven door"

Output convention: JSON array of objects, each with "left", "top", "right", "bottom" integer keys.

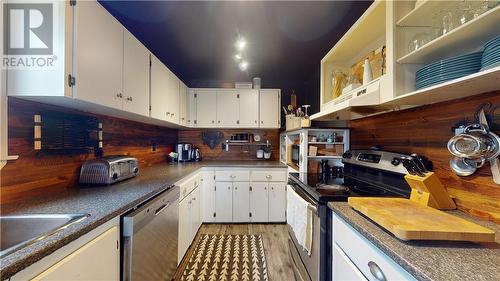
[{"left": 287, "top": 182, "right": 320, "bottom": 281}]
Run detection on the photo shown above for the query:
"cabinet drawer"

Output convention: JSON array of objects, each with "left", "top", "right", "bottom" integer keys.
[
  {"left": 179, "top": 173, "right": 201, "bottom": 200},
  {"left": 334, "top": 214, "right": 416, "bottom": 281},
  {"left": 215, "top": 170, "right": 250, "bottom": 181},
  {"left": 251, "top": 170, "right": 287, "bottom": 182}
]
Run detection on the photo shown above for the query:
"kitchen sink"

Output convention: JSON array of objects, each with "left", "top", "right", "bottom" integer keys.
[{"left": 0, "top": 214, "right": 90, "bottom": 257}]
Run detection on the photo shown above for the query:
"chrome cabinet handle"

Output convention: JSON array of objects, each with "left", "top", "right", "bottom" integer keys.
[
  {"left": 126, "top": 97, "right": 133, "bottom": 101},
  {"left": 116, "top": 93, "right": 123, "bottom": 98},
  {"left": 228, "top": 186, "right": 231, "bottom": 190},
  {"left": 265, "top": 175, "right": 272, "bottom": 179},
  {"left": 368, "top": 261, "right": 386, "bottom": 281},
  {"left": 230, "top": 175, "right": 236, "bottom": 179},
  {"left": 212, "top": 120, "right": 215, "bottom": 124},
  {"left": 192, "top": 197, "right": 196, "bottom": 201}
]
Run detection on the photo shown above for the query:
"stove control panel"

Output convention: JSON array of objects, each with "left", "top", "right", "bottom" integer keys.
[{"left": 342, "top": 150, "right": 409, "bottom": 174}]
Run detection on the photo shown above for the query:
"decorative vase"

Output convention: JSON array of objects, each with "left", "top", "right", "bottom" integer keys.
[
  {"left": 363, "top": 58, "right": 373, "bottom": 85},
  {"left": 256, "top": 149, "right": 264, "bottom": 159},
  {"left": 264, "top": 152, "right": 271, "bottom": 159}
]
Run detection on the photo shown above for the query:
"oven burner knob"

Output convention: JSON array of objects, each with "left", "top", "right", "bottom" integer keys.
[
  {"left": 133, "top": 167, "right": 139, "bottom": 174},
  {"left": 391, "top": 158, "right": 401, "bottom": 166},
  {"left": 342, "top": 152, "right": 352, "bottom": 159},
  {"left": 112, "top": 173, "right": 118, "bottom": 180}
]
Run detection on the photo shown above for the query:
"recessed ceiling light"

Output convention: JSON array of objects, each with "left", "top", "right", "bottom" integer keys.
[
  {"left": 238, "top": 60, "right": 248, "bottom": 71},
  {"left": 235, "top": 37, "right": 246, "bottom": 51},
  {"left": 234, "top": 54, "right": 242, "bottom": 61}
]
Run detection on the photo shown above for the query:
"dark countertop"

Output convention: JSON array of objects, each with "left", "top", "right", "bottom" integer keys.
[
  {"left": 0, "top": 160, "right": 286, "bottom": 280},
  {"left": 328, "top": 202, "right": 500, "bottom": 281}
]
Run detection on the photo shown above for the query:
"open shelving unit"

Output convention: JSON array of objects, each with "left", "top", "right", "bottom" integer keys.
[
  {"left": 280, "top": 128, "right": 350, "bottom": 173},
  {"left": 312, "top": 0, "right": 500, "bottom": 121}
]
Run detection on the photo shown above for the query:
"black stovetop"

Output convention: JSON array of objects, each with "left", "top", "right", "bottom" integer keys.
[{"left": 288, "top": 172, "right": 406, "bottom": 203}]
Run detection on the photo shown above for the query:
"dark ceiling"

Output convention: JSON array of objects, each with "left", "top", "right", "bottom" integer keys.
[{"left": 100, "top": 1, "right": 372, "bottom": 88}]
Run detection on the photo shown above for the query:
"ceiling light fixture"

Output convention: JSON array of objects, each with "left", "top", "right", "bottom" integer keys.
[
  {"left": 234, "top": 54, "right": 242, "bottom": 61},
  {"left": 235, "top": 37, "right": 246, "bottom": 51},
  {"left": 238, "top": 60, "right": 248, "bottom": 71}
]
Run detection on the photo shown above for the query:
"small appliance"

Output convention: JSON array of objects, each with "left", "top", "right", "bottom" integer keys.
[
  {"left": 79, "top": 156, "right": 139, "bottom": 185},
  {"left": 193, "top": 148, "right": 202, "bottom": 161},
  {"left": 176, "top": 143, "right": 193, "bottom": 162}
]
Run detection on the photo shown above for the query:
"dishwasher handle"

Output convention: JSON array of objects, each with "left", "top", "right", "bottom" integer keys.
[{"left": 155, "top": 201, "right": 171, "bottom": 216}]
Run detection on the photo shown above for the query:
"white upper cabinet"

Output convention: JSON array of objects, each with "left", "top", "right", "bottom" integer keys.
[
  {"left": 166, "top": 73, "right": 180, "bottom": 124},
  {"left": 73, "top": 1, "right": 123, "bottom": 110},
  {"left": 259, "top": 89, "right": 280, "bottom": 128},
  {"left": 239, "top": 89, "right": 259, "bottom": 127},
  {"left": 187, "top": 89, "right": 197, "bottom": 127},
  {"left": 216, "top": 89, "right": 239, "bottom": 127},
  {"left": 150, "top": 55, "right": 170, "bottom": 121},
  {"left": 196, "top": 89, "right": 217, "bottom": 127},
  {"left": 123, "top": 30, "right": 150, "bottom": 116},
  {"left": 179, "top": 82, "right": 188, "bottom": 126}
]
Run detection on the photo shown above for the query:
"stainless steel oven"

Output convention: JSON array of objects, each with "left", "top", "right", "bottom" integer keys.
[
  {"left": 122, "top": 186, "right": 179, "bottom": 281},
  {"left": 287, "top": 181, "right": 321, "bottom": 281}
]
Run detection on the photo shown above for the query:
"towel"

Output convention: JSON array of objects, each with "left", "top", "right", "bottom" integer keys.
[{"left": 287, "top": 186, "right": 314, "bottom": 256}]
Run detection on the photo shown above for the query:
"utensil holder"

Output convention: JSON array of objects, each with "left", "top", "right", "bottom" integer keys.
[{"left": 404, "top": 172, "right": 456, "bottom": 210}]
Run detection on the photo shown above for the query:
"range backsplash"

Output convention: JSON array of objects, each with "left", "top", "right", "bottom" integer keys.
[
  {"left": 349, "top": 90, "right": 500, "bottom": 224},
  {"left": 178, "top": 129, "right": 279, "bottom": 161},
  {"left": 1, "top": 98, "right": 177, "bottom": 204}
]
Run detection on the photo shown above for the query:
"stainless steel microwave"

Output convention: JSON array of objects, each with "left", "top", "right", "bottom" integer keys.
[{"left": 290, "top": 144, "right": 300, "bottom": 166}]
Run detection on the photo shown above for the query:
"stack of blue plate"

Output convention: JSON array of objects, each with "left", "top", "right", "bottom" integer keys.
[
  {"left": 415, "top": 52, "right": 482, "bottom": 90},
  {"left": 481, "top": 36, "right": 500, "bottom": 71}
]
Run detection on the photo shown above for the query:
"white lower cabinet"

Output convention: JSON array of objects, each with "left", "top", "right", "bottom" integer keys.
[
  {"left": 250, "top": 182, "right": 269, "bottom": 222},
  {"left": 233, "top": 182, "right": 250, "bottom": 222},
  {"left": 332, "top": 213, "right": 416, "bottom": 281},
  {"left": 201, "top": 171, "right": 216, "bottom": 222},
  {"left": 32, "top": 226, "right": 119, "bottom": 281},
  {"left": 333, "top": 243, "right": 367, "bottom": 281},
  {"left": 178, "top": 185, "right": 201, "bottom": 264},
  {"left": 268, "top": 182, "right": 287, "bottom": 222},
  {"left": 215, "top": 182, "right": 234, "bottom": 222}
]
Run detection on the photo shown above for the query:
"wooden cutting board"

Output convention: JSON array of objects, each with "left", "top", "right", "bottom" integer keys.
[{"left": 348, "top": 197, "right": 496, "bottom": 242}]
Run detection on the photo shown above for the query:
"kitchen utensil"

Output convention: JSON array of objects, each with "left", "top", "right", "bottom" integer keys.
[
  {"left": 410, "top": 154, "right": 428, "bottom": 173},
  {"left": 404, "top": 172, "right": 457, "bottom": 210},
  {"left": 401, "top": 156, "right": 425, "bottom": 177},
  {"left": 477, "top": 108, "right": 500, "bottom": 184},
  {"left": 256, "top": 149, "right": 264, "bottom": 159},
  {"left": 348, "top": 198, "right": 494, "bottom": 242},
  {"left": 448, "top": 124, "right": 500, "bottom": 160},
  {"left": 450, "top": 156, "right": 478, "bottom": 176}
]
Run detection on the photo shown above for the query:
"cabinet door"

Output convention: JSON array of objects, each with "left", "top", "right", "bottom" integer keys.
[
  {"left": 250, "top": 182, "right": 269, "bottom": 222},
  {"left": 268, "top": 182, "right": 287, "bottom": 222},
  {"left": 187, "top": 89, "right": 197, "bottom": 127},
  {"left": 178, "top": 197, "right": 192, "bottom": 262},
  {"left": 179, "top": 82, "right": 188, "bottom": 126},
  {"left": 216, "top": 89, "right": 239, "bottom": 128},
  {"left": 74, "top": 1, "right": 123, "bottom": 110},
  {"left": 196, "top": 89, "right": 217, "bottom": 127},
  {"left": 201, "top": 171, "right": 216, "bottom": 222},
  {"left": 32, "top": 226, "right": 119, "bottom": 281},
  {"left": 150, "top": 55, "right": 169, "bottom": 121},
  {"left": 190, "top": 187, "right": 201, "bottom": 241},
  {"left": 239, "top": 89, "right": 259, "bottom": 128},
  {"left": 259, "top": 89, "right": 280, "bottom": 128},
  {"left": 333, "top": 244, "right": 368, "bottom": 281},
  {"left": 167, "top": 74, "right": 180, "bottom": 124},
  {"left": 215, "top": 182, "right": 233, "bottom": 222},
  {"left": 123, "top": 30, "right": 149, "bottom": 116},
  {"left": 232, "top": 182, "right": 250, "bottom": 222}
]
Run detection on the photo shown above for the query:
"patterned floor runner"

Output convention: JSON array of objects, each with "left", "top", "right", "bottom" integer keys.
[{"left": 180, "top": 234, "right": 269, "bottom": 281}]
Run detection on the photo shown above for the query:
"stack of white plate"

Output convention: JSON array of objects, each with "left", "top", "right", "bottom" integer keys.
[
  {"left": 415, "top": 52, "right": 482, "bottom": 90},
  {"left": 481, "top": 36, "right": 500, "bottom": 71}
]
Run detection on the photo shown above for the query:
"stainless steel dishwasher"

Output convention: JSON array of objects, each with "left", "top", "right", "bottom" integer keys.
[{"left": 122, "top": 185, "right": 179, "bottom": 281}]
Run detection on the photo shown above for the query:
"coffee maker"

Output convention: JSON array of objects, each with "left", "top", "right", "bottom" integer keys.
[{"left": 176, "top": 143, "right": 193, "bottom": 162}]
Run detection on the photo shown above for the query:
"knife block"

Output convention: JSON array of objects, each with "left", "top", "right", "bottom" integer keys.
[{"left": 404, "top": 172, "right": 456, "bottom": 210}]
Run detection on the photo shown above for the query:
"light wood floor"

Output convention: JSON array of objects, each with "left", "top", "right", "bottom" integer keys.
[{"left": 174, "top": 223, "right": 295, "bottom": 281}]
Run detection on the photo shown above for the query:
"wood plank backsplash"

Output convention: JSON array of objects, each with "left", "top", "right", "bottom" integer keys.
[
  {"left": 1, "top": 98, "right": 177, "bottom": 204},
  {"left": 349, "top": 91, "right": 500, "bottom": 223},
  {"left": 178, "top": 129, "right": 279, "bottom": 161}
]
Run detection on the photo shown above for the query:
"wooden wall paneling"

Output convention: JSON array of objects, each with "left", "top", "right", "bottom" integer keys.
[
  {"left": 0, "top": 98, "right": 177, "bottom": 204},
  {"left": 178, "top": 129, "right": 280, "bottom": 161},
  {"left": 349, "top": 91, "right": 500, "bottom": 223}
]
